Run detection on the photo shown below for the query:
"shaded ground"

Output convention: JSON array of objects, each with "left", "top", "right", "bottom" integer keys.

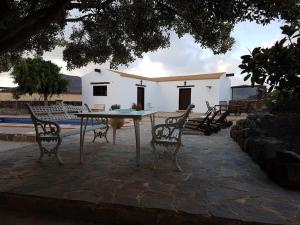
[
  {"left": 0, "top": 140, "right": 32, "bottom": 152},
  {"left": 0, "top": 118, "right": 299, "bottom": 225},
  {"left": 0, "top": 207, "right": 107, "bottom": 225}
]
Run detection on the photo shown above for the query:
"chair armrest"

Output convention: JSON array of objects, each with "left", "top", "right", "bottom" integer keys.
[
  {"left": 165, "top": 115, "right": 183, "bottom": 124},
  {"left": 26, "top": 104, "right": 61, "bottom": 138},
  {"left": 32, "top": 117, "right": 61, "bottom": 138},
  {"left": 152, "top": 123, "right": 182, "bottom": 143}
]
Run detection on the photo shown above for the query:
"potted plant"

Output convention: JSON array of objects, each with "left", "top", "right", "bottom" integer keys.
[
  {"left": 131, "top": 103, "right": 143, "bottom": 111},
  {"left": 109, "top": 104, "right": 125, "bottom": 129}
]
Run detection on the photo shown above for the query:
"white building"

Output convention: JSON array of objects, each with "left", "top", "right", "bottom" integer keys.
[{"left": 82, "top": 69, "right": 232, "bottom": 113}]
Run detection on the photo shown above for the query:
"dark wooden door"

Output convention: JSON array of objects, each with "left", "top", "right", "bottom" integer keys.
[
  {"left": 179, "top": 88, "right": 191, "bottom": 110},
  {"left": 137, "top": 87, "right": 145, "bottom": 110}
]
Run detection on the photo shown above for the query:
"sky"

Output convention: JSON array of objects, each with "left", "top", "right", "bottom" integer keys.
[{"left": 0, "top": 20, "right": 284, "bottom": 87}]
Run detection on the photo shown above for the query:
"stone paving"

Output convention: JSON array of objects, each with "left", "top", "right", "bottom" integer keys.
[
  {"left": 0, "top": 140, "right": 33, "bottom": 152},
  {"left": 0, "top": 118, "right": 299, "bottom": 225}
]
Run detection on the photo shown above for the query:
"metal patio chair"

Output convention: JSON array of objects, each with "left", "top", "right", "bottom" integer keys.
[
  {"left": 150, "top": 104, "right": 195, "bottom": 171},
  {"left": 205, "top": 101, "right": 216, "bottom": 115}
]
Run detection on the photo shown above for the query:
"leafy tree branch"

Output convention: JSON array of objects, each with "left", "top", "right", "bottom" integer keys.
[
  {"left": 1, "top": 0, "right": 299, "bottom": 72},
  {"left": 240, "top": 23, "right": 300, "bottom": 98},
  {"left": 11, "top": 57, "right": 69, "bottom": 105}
]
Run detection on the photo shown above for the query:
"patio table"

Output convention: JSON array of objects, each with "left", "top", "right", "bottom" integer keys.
[{"left": 76, "top": 110, "right": 157, "bottom": 166}]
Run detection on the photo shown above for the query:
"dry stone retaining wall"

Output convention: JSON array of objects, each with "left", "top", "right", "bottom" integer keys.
[{"left": 230, "top": 113, "right": 300, "bottom": 189}]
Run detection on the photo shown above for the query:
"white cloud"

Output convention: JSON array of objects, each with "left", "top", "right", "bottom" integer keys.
[
  {"left": 260, "top": 36, "right": 282, "bottom": 48},
  {"left": 43, "top": 47, "right": 111, "bottom": 76},
  {"left": 0, "top": 72, "right": 16, "bottom": 87},
  {"left": 123, "top": 56, "right": 168, "bottom": 77}
]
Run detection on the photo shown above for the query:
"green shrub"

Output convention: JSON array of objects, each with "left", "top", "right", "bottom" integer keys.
[
  {"left": 110, "top": 104, "right": 121, "bottom": 110},
  {"left": 131, "top": 103, "right": 143, "bottom": 111}
]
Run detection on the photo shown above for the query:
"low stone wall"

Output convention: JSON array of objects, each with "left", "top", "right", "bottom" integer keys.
[
  {"left": 0, "top": 133, "right": 35, "bottom": 142},
  {"left": 230, "top": 113, "right": 300, "bottom": 189},
  {"left": 0, "top": 100, "right": 82, "bottom": 115}
]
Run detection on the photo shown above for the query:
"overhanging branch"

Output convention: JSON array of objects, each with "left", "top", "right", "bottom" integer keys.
[
  {"left": 66, "top": 14, "right": 96, "bottom": 22},
  {"left": 0, "top": 0, "right": 70, "bottom": 54}
]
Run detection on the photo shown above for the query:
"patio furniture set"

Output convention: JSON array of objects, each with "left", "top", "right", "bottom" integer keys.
[
  {"left": 26, "top": 102, "right": 231, "bottom": 170},
  {"left": 184, "top": 107, "right": 233, "bottom": 136},
  {"left": 205, "top": 100, "right": 229, "bottom": 115},
  {"left": 26, "top": 103, "right": 109, "bottom": 164},
  {"left": 183, "top": 101, "right": 232, "bottom": 136},
  {"left": 27, "top": 103, "right": 196, "bottom": 170}
]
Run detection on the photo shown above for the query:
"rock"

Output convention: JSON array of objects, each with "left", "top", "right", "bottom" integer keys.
[
  {"left": 243, "top": 137, "right": 256, "bottom": 154},
  {"left": 266, "top": 160, "right": 289, "bottom": 186},
  {"left": 243, "top": 128, "right": 261, "bottom": 138},
  {"left": 235, "top": 119, "right": 256, "bottom": 129},
  {"left": 230, "top": 125, "right": 239, "bottom": 140},
  {"left": 287, "top": 164, "right": 300, "bottom": 189},
  {"left": 231, "top": 113, "right": 300, "bottom": 190},
  {"left": 277, "top": 151, "right": 300, "bottom": 164},
  {"left": 249, "top": 138, "right": 266, "bottom": 168}
]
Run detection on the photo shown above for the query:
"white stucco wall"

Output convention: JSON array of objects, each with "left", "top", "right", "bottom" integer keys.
[
  {"left": 218, "top": 74, "right": 232, "bottom": 103},
  {"left": 82, "top": 70, "right": 160, "bottom": 110},
  {"left": 82, "top": 70, "right": 120, "bottom": 110},
  {"left": 82, "top": 70, "right": 230, "bottom": 113},
  {"left": 157, "top": 79, "right": 220, "bottom": 113}
]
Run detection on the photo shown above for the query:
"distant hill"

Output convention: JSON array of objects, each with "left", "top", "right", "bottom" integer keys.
[{"left": 63, "top": 75, "right": 81, "bottom": 94}]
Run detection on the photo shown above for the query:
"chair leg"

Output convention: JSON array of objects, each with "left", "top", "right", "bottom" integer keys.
[
  {"left": 173, "top": 144, "right": 182, "bottom": 172},
  {"left": 36, "top": 139, "right": 44, "bottom": 163},
  {"left": 56, "top": 152, "right": 64, "bottom": 165},
  {"left": 37, "top": 137, "right": 63, "bottom": 164},
  {"left": 92, "top": 131, "right": 97, "bottom": 143},
  {"left": 151, "top": 141, "right": 158, "bottom": 169},
  {"left": 173, "top": 155, "right": 182, "bottom": 172},
  {"left": 105, "top": 135, "right": 109, "bottom": 143},
  {"left": 104, "top": 126, "right": 109, "bottom": 143},
  {"left": 150, "top": 141, "right": 156, "bottom": 154},
  {"left": 38, "top": 148, "right": 44, "bottom": 163},
  {"left": 56, "top": 138, "right": 63, "bottom": 165}
]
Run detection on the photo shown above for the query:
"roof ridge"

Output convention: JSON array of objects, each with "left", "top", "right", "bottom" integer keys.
[{"left": 108, "top": 69, "right": 225, "bottom": 81}]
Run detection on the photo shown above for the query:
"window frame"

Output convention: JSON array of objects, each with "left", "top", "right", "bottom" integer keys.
[{"left": 93, "top": 85, "right": 107, "bottom": 96}]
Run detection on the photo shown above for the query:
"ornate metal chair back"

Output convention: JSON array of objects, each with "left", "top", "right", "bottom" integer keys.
[
  {"left": 176, "top": 104, "right": 195, "bottom": 128},
  {"left": 206, "top": 101, "right": 212, "bottom": 110}
]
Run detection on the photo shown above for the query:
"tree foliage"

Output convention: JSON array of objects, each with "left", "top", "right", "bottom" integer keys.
[
  {"left": 11, "top": 57, "right": 69, "bottom": 104},
  {"left": 1, "top": 0, "right": 300, "bottom": 72},
  {"left": 264, "top": 90, "right": 300, "bottom": 113},
  {"left": 240, "top": 23, "right": 300, "bottom": 98}
]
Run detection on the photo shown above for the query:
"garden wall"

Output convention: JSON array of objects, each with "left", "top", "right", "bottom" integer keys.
[
  {"left": 0, "top": 101, "right": 82, "bottom": 115},
  {"left": 230, "top": 113, "right": 300, "bottom": 189}
]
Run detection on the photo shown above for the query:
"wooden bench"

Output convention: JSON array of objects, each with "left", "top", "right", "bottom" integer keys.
[{"left": 26, "top": 103, "right": 109, "bottom": 164}]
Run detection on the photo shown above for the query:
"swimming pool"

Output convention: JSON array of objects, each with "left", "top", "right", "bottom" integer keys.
[{"left": 0, "top": 117, "right": 88, "bottom": 125}]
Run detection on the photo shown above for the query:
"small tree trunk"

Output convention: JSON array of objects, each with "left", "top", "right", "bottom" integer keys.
[{"left": 44, "top": 95, "right": 48, "bottom": 106}]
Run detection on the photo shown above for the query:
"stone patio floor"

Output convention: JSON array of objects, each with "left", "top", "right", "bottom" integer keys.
[
  {"left": 0, "top": 118, "right": 299, "bottom": 225},
  {"left": 0, "top": 207, "right": 108, "bottom": 225}
]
